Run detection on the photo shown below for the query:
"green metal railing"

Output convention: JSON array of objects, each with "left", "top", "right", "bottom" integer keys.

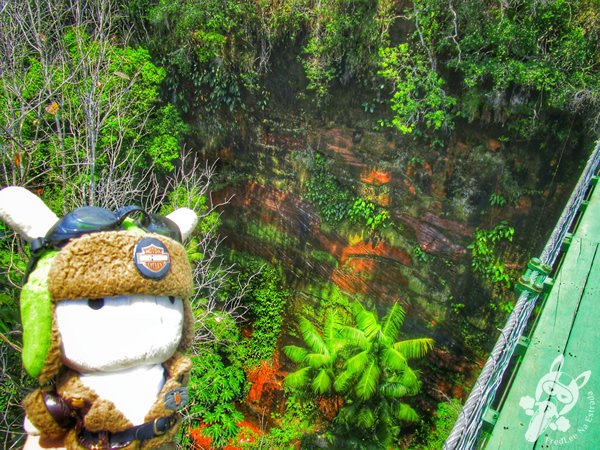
[{"left": 443, "top": 140, "right": 600, "bottom": 450}]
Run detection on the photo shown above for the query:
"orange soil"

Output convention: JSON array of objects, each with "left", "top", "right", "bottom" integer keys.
[{"left": 360, "top": 168, "right": 392, "bottom": 186}]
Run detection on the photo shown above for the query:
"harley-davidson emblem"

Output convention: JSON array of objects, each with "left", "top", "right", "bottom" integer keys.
[{"left": 133, "top": 237, "right": 171, "bottom": 279}]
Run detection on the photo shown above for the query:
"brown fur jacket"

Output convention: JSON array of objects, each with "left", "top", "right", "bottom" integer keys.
[{"left": 24, "top": 354, "right": 192, "bottom": 449}]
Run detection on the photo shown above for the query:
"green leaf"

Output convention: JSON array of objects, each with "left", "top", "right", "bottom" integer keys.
[
  {"left": 357, "top": 406, "right": 376, "bottom": 429},
  {"left": 305, "top": 352, "right": 330, "bottom": 368},
  {"left": 380, "top": 382, "right": 409, "bottom": 399},
  {"left": 390, "top": 403, "right": 420, "bottom": 423},
  {"left": 342, "top": 350, "right": 370, "bottom": 378},
  {"left": 355, "top": 308, "right": 381, "bottom": 339},
  {"left": 282, "top": 345, "right": 309, "bottom": 363},
  {"left": 355, "top": 361, "right": 380, "bottom": 401},
  {"left": 393, "top": 338, "right": 434, "bottom": 360},
  {"left": 312, "top": 368, "right": 333, "bottom": 395},
  {"left": 380, "top": 302, "right": 406, "bottom": 341},
  {"left": 284, "top": 367, "right": 311, "bottom": 390},
  {"left": 299, "top": 317, "right": 327, "bottom": 355},
  {"left": 382, "top": 346, "right": 408, "bottom": 371}
]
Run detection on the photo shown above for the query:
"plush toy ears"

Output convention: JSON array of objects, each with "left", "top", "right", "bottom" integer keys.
[
  {"left": 0, "top": 186, "right": 59, "bottom": 241},
  {"left": 0, "top": 187, "right": 59, "bottom": 379},
  {"left": 166, "top": 207, "right": 198, "bottom": 241}
]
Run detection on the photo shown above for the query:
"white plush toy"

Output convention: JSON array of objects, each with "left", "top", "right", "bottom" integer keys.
[{"left": 0, "top": 186, "right": 198, "bottom": 450}]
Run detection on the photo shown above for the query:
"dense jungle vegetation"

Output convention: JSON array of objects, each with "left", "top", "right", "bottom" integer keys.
[{"left": 1, "top": 0, "right": 599, "bottom": 448}]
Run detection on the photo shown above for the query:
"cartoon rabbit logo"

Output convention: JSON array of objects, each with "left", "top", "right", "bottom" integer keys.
[{"left": 519, "top": 355, "right": 591, "bottom": 442}]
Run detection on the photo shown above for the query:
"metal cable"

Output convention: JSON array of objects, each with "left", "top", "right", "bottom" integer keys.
[{"left": 443, "top": 140, "right": 600, "bottom": 450}]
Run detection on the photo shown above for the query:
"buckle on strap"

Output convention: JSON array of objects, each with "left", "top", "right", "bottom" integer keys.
[
  {"left": 152, "top": 416, "right": 177, "bottom": 437},
  {"left": 89, "top": 432, "right": 109, "bottom": 450}
]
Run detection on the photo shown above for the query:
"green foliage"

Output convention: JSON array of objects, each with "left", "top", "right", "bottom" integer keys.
[
  {"left": 416, "top": 398, "right": 462, "bottom": 449},
  {"left": 142, "top": 104, "right": 188, "bottom": 172},
  {"left": 245, "top": 393, "right": 318, "bottom": 449},
  {"left": 489, "top": 193, "right": 507, "bottom": 208},
  {"left": 305, "top": 153, "right": 354, "bottom": 224},
  {"left": 414, "top": 0, "right": 600, "bottom": 138},
  {"left": 146, "top": 0, "right": 304, "bottom": 113},
  {"left": 413, "top": 246, "right": 430, "bottom": 263},
  {"left": 333, "top": 301, "right": 433, "bottom": 446},
  {"left": 348, "top": 198, "right": 389, "bottom": 233},
  {"left": 300, "top": 1, "right": 397, "bottom": 103},
  {"left": 0, "top": 228, "right": 29, "bottom": 448},
  {"left": 160, "top": 184, "right": 221, "bottom": 237},
  {"left": 188, "top": 350, "right": 246, "bottom": 448},
  {"left": 0, "top": 233, "right": 24, "bottom": 334},
  {"left": 305, "top": 154, "right": 389, "bottom": 234},
  {"left": 378, "top": 44, "right": 456, "bottom": 134},
  {"left": 0, "top": 340, "right": 31, "bottom": 449},
  {"left": 284, "top": 301, "right": 433, "bottom": 447},
  {"left": 0, "top": 22, "right": 186, "bottom": 208},
  {"left": 283, "top": 311, "right": 343, "bottom": 396},
  {"left": 456, "top": 0, "right": 598, "bottom": 105},
  {"left": 245, "top": 263, "right": 288, "bottom": 364},
  {"left": 224, "top": 254, "right": 289, "bottom": 367},
  {"left": 468, "top": 221, "right": 515, "bottom": 287}
]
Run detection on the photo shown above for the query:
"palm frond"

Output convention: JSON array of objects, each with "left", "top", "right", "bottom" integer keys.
[
  {"left": 284, "top": 367, "right": 311, "bottom": 390},
  {"left": 323, "top": 309, "right": 342, "bottom": 343},
  {"left": 390, "top": 402, "right": 420, "bottom": 423},
  {"left": 355, "top": 361, "right": 381, "bottom": 401},
  {"left": 334, "top": 368, "right": 354, "bottom": 393},
  {"left": 305, "top": 352, "right": 330, "bottom": 369},
  {"left": 400, "top": 367, "right": 421, "bottom": 395},
  {"left": 343, "top": 349, "right": 370, "bottom": 376},
  {"left": 355, "top": 308, "right": 381, "bottom": 339},
  {"left": 350, "top": 300, "right": 366, "bottom": 318},
  {"left": 393, "top": 337, "right": 434, "bottom": 360},
  {"left": 336, "top": 402, "right": 359, "bottom": 426},
  {"left": 339, "top": 325, "right": 369, "bottom": 349},
  {"left": 379, "top": 381, "right": 409, "bottom": 399},
  {"left": 382, "top": 346, "right": 408, "bottom": 372},
  {"left": 380, "top": 302, "right": 406, "bottom": 341},
  {"left": 357, "top": 405, "right": 376, "bottom": 430},
  {"left": 312, "top": 368, "right": 333, "bottom": 395},
  {"left": 282, "top": 345, "right": 309, "bottom": 363},
  {"left": 299, "top": 316, "right": 327, "bottom": 355}
]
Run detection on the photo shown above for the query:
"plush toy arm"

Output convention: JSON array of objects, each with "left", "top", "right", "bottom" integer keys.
[{"left": 23, "top": 389, "right": 72, "bottom": 441}]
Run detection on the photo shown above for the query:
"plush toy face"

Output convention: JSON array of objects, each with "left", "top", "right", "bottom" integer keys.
[{"left": 56, "top": 295, "right": 185, "bottom": 372}]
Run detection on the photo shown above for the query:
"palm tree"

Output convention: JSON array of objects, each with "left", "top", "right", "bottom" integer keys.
[
  {"left": 283, "top": 310, "right": 345, "bottom": 397},
  {"left": 333, "top": 301, "right": 434, "bottom": 447}
]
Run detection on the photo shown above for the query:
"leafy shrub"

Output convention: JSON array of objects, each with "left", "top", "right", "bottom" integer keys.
[
  {"left": 378, "top": 44, "right": 456, "bottom": 134},
  {"left": 188, "top": 350, "right": 246, "bottom": 448},
  {"left": 305, "top": 153, "right": 353, "bottom": 225},
  {"left": 468, "top": 221, "right": 515, "bottom": 287},
  {"left": 244, "top": 262, "right": 289, "bottom": 365},
  {"left": 348, "top": 197, "right": 389, "bottom": 233}
]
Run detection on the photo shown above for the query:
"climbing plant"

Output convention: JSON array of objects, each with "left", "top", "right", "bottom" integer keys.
[
  {"left": 378, "top": 44, "right": 456, "bottom": 135},
  {"left": 468, "top": 221, "right": 515, "bottom": 288}
]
